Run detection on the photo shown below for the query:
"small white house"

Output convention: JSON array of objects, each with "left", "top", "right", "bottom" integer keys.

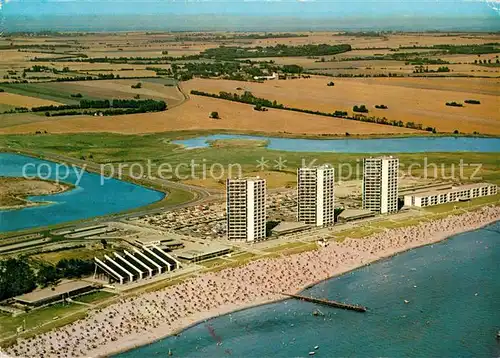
[{"left": 253, "top": 72, "right": 278, "bottom": 81}]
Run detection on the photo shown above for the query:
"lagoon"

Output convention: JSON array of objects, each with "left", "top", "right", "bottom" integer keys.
[
  {"left": 0, "top": 153, "right": 165, "bottom": 233},
  {"left": 173, "top": 134, "right": 500, "bottom": 153}
]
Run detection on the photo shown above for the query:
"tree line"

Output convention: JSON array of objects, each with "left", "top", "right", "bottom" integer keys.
[
  {"left": 399, "top": 43, "right": 500, "bottom": 55},
  {"left": 173, "top": 33, "right": 309, "bottom": 42},
  {"left": 36, "top": 55, "right": 199, "bottom": 64},
  {"left": 413, "top": 65, "right": 450, "bottom": 73},
  {"left": 37, "top": 44, "right": 352, "bottom": 64},
  {"left": 190, "top": 90, "right": 432, "bottom": 132},
  {"left": 474, "top": 58, "right": 499, "bottom": 65},
  {"left": 31, "top": 98, "right": 167, "bottom": 116},
  {"left": 202, "top": 44, "right": 352, "bottom": 61},
  {"left": 316, "top": 73, "right": 405, "bottom": 78}
]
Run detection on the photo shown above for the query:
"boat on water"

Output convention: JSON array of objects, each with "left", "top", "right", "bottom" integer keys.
[{"left": 312, "top": 309, "right": 324, "bottom": 316}]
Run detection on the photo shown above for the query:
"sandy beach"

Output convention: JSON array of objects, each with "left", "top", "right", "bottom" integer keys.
[
  {"left": 3, "top": 205, "right": 500, "bottom": 358},
  {"left": 0, "top": 177, "right": 73, "bottom": 211}
]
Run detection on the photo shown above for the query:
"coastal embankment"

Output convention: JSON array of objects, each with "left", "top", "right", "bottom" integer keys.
[{"left": 3, "top": 205, "right": 500, "bottom": 358}]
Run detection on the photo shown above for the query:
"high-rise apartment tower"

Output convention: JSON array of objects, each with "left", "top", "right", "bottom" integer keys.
[
  {"left": 226, "top": 177, "right": 266, "bottom": 241},
  {"left": 362, "top": 156, "right": 399, "bottom": 214},
  {"left": 297, "top": 165, "right": 335, "bottom": 226}
]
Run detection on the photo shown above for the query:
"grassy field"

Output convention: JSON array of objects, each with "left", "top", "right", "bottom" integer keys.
[
  {"left": 0, "top": 104, "right": 15, "bottom": 113},
  {"left": 0, "top": 132, "right": 498, "bottom": 185},
  {"left": 1, "top": 79, "right": 183, "bottom": 106},
  {"left": 332, "top": 227, "right": 385, "bottom": 242},
  {"left": 0, "top": 303, "right": 83, "bottom": 339},
  {"left": 198, "top": 257, "right": 232, "bottom": 268},
  {"left": 183, "top": 77, "right": 500, "bottom": 135},
  {"left": 0, "top": 92, "right": 62, "bottom": 107},
  {"left": 263, "top": 241, "right": 306, "bottom": 253},
  {"left": 367, "top": 218, "right": 428, "bottom": 230},
  {"left": 266, "top": 242, "right": 318, "bottom": 256},
  {"left": 0, "top": 83, "right": 82, "bottom": 104},
  {"left": 185, "top": 170, "right": 297, "bottom": 190},
  {"left": 231, "top": 252, "right": 257, "bottom": 261},
  {"left": 208, "top": 138, "right": 268, "bottom": 148},
  {"left": 199, "top": 252, "right": 258, "bottom": 270},
  {"left": 252, "top": 32, "right": 499, "bottom": 48},
  {"left": 30, "top": 246, "right": 117, "bottom": 265},
  {"left": 74, "top": 291, "right": 116, "bottom": 304},
  {"left": 45, "top": 79, "right": 183, "bottom": 103},
  {"left": 0, "top": 113, "right": 71, "bottom": 129}
]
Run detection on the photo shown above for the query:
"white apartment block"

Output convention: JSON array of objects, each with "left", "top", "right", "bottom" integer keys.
[
  {"left": 297, "top": 165, "right": 335, "bottom": 226},
  {"left": 226, "top": 177, "right": 266, "bottom": 242},
  {"left": 363, "top": 156, "right": 399, "bottom": 214},
  {"left": 404, "top": 183, "right": 497, "bottom": 208}
]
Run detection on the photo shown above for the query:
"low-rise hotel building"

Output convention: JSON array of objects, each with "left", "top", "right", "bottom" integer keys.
[{"left": 404, "top": 183, "right": 497, "bottom": 208}]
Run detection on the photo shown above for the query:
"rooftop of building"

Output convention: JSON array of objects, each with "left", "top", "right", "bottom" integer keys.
[
  {"left": 338, "top": 209, "right": 375, "bottom": 220},
  {"left": 134, "top": 232, "right": 186, "bottom": 244},
  {"left": 364, "top": 156, "right": 399, "bottom": 161},
  {"left": 14, "top": 280, "right": 93, "bottom": 304},
  {"left": 271, "top": 221, "right": 310, "bottom": 234},
  {"left": 227, "top": 176, "right": 265, "bottom": 182},
  {"left": 298, "top": 164, "right": 334, "bottom": 170},
  {"left": 339, "top": 209, "right": 373, "bottom": 218},
  {"left": 407, "top": 183, "right": 496, "bottom": 198},
  {"left": 175, "top": 245, "right": 231, "bottom": 260}
]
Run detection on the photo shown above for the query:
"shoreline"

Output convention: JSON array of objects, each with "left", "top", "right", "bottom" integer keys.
[
  {"left": 0, "top": 177, "right": 75, "bottom": 211},
  {"left": 3, "top": 206, "right": 499, "bottom": 358}
]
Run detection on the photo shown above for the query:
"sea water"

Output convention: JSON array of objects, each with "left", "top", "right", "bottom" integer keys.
[{"left": 117, "top": 222, "right": 500, "bottom": 357}]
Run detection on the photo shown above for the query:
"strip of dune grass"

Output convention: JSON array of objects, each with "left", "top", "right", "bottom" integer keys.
[{"left": 74, "top": 291, "right": 116, "bottom": 304}]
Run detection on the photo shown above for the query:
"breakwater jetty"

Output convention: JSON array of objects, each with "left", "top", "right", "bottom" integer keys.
[{"left": 279, "top": 292, "right": 367, "bottom": 313}]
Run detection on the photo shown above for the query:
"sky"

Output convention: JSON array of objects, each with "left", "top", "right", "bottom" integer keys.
[
  {"left": 0, "top": 0, "right": 498, "bottom": 31},
  {"left": 1, "top": 0, "right": 499, "bottom": 16}
]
